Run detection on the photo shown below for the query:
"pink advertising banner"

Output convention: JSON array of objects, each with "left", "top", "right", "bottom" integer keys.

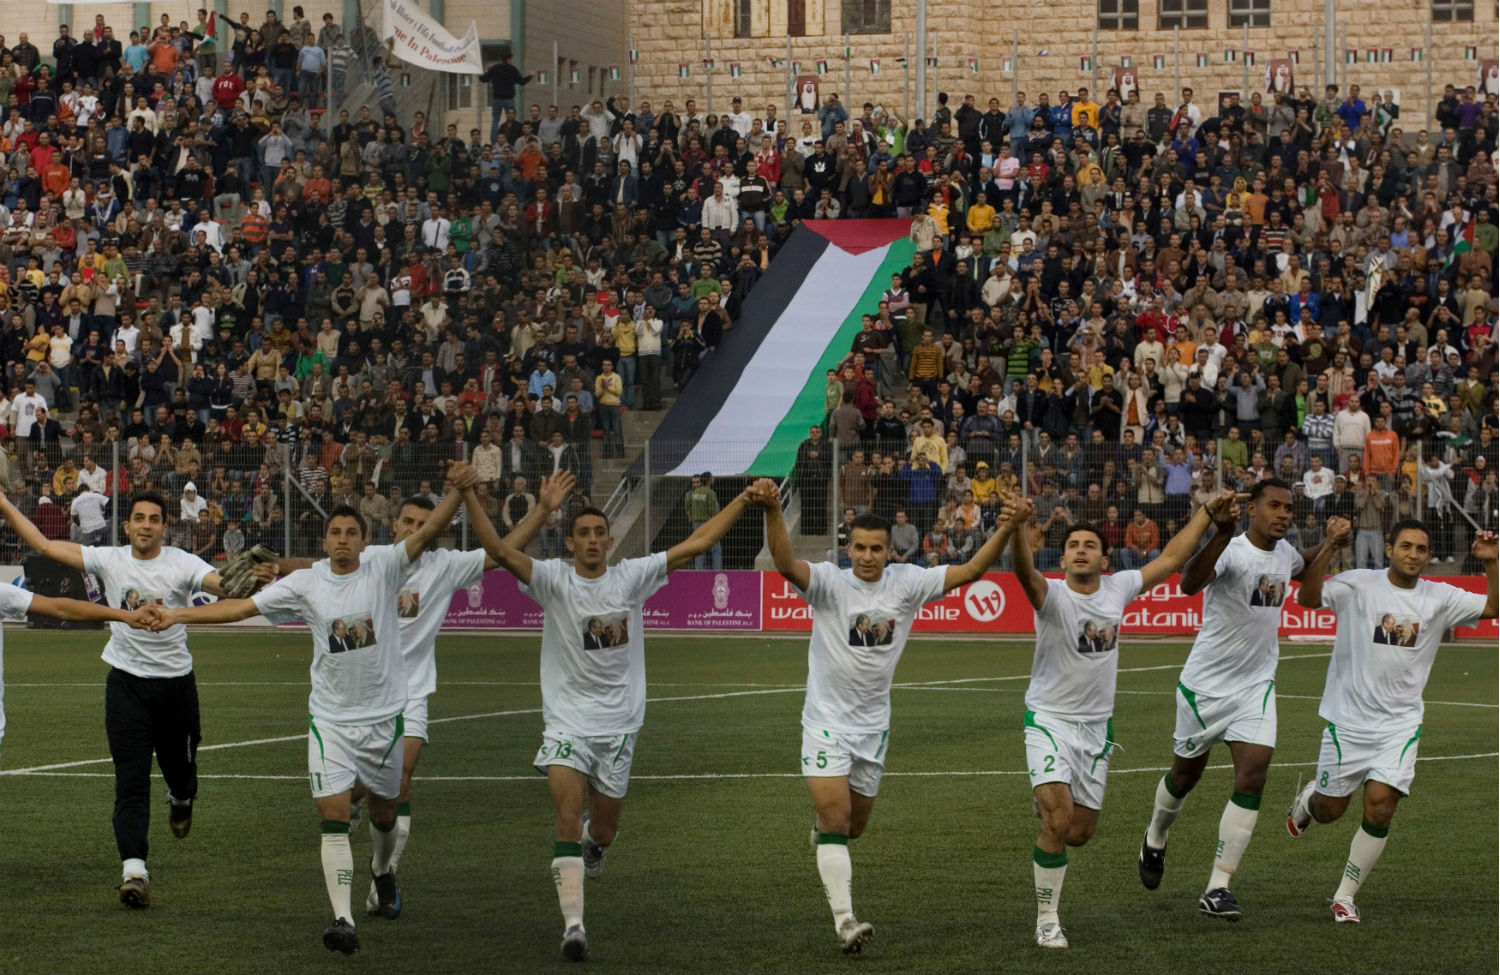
[{"left": 440, "top": 569, "right": 764, "bottom": 630}]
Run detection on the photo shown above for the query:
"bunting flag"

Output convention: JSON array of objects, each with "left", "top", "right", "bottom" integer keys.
[
  {"left": 926, "top": 56, "right": 938, "bottom": 67},
  {"left": 895, "top": 56, "right": 908, "bottom": 66},
  {"left": 1410, "top": 47, "right": 1424, "bottom": 62},
  {"left": 729, "top": 61, "right": 742, "bottom": 78},
  {"left": 1366, "top": 48, "right": 1377, "bottom": 62},
  {"left": 1120, "top": 55, "right": 1133, "bottom": 67},
  {"left": 536, "top": 69, "right": 549, "bottom": 85},
  {"left": 678, "top": 62, "right": 690, "bottom": 78},
  {"left": 1380, "top": 48, "right": 1392, "bottom": 62},
  {"left": 1344, "top": 49, "right": 1356, "bottom": 64},
  {"left": 1152, "top": 53, "right": 1166, "bottom": 69},
  {"left": 1465, "top": 45, "right": 1477, "bottom": 59},
  {"left": 842, "top": 44, "right": 852, "bottom": 59},
  {"left": 1001, "top": 56, "right": 1014, "bottom": 72},
  {"left": 815, "top": 59, "right": 828, "bottom": 74},
  {"left": 1080, "top": 55, "right": 1093, "bottom": 71},
  {"left": 792, "top": 60, "right": 801, "bottom": 74},
  {"left": 1243, "top": 51, "right": 1255, "bottom": 66},
  {"left": 1289, "top": 49, "right": 1299, "bottom": 63},
  {"left": 704, "top": 57, "right": 714, "bottom": 69},
  {"left": 1196, "top": 53, "right": 1208, "bottom": 67},
  {"left": 629, "top": 48, "right": 639, "bottom": 64},
  {"left": 1224, "top": 49, "right": 1237, "bottom": 62},
  {"left": 569, "top": 65, "right": 580, "bottom": 84},
  {"left": 608, "top": 64, "right": 620, "bottom": 80},
  {"left": 869, "top": 58, "right": 880, "bottom": 74},
  {"left": 967, "top": 57, "right": 979, "bottom": 73},
  {"left": 769, "top": 57, "right": 783, "bottom": 67}
]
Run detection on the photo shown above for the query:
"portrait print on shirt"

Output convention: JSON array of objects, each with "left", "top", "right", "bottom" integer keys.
[
  {"left": 329, "top": 614, "right": 378, "bottom": 653},
  {"left": 119, "top": 585, "right": 165, "bottom": 611},
  {"left": 1249, "top": 574, "right": 1288, "bottom": 608},
  {"left": 397, "top": 585, "right": 422, "bottom": 618},
  {"left": 847, "top": 612, "right": 897, "bottom": 648},
  {"left": 582, "top": 612, "right": 631, "bottom": 650},
  {"left": 1372, "top": 612, "right": 1420, "bottom": 648},
  {"left": 1075, "top": 618, "right": 1119, "bottom": 655}
]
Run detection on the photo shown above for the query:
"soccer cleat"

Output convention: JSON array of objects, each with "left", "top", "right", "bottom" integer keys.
[
  {"left": 1330, "top": 897, "right": 1360, "bottom": 923},
  {"left": 837, "top": 917, "right": 875, "bottom": 954},
  {"left": 365, "top": 882, "right": 380, "bottom": 915},
  {"left": 1199, "top": 887, "right": 1243, "bottom": 921},
  {"left": 371, "top": 870, "right": 402, "bottom": 920},
  {"left": 1286, "top": 779, "right": 1316, "bottom": 837},
  {"left": 581, "top": 812, "right": 606, "bottom": 879},
  {"left": 561, "top": 925, "right": 589, "bottom": 961},
  {"left": 323, "top": 917, "right": 360, "bottom": 955},
  {"left": 1138, "top": 834, "right": 1166, "bottom": 890},
  {"left": 167, "top": 798, "right": 193, "bottom": 839},
  {"left": 1034, "top": 920, "right": 1069, "bottom": 949},
  {"left": 117, "top": 875, "right": 150, "bottom": 909}
]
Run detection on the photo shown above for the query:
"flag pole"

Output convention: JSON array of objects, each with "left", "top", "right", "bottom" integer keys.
[
  {"left": 1174, "top": 26, "right": 1180, "bottom": 97},
  {"left": 705, "top": 33, "right": 712, "bottom": 115}
]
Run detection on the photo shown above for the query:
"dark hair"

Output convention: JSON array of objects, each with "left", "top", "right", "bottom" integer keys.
[
  {"left": 849, "top": 511, "right": 892, "bottom": 539},
  {"left": 127, "top": 492, "right": 168, "bottom": 520},
  {"left": 324, "top": 504, "right": 368, "bottom": 539},
  {"left": 1387, "top": 518, "right": 1429, "bottom": 546},
  {"left": 399, "top": 495, "right": 436, "bottom": 513},
  {"left": 1065, "top": 522, "right": 1110, "bottom": 556},
  {"left": 567, "top": 506, "right": 610, "bottom": 535},
  {"left": 1249, "top": 477, "right": 1293, "bottom": 502}
]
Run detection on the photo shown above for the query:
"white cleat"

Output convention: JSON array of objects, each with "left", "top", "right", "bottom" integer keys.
[
  {"left": 364, "top": 882, "right": 379, "bottom": 914},
  {"left": 1286, "top": 779, "right": 1316, "bottom": 837},
  {"left": 1330, "top": 897, "right": 1361, "bottom": 923},
  {"left": 837, "top": 917, "right": 875, "bottom": 954},
  {"left": 1035, "top": 921, "right": 1069, "bottom": 949}
]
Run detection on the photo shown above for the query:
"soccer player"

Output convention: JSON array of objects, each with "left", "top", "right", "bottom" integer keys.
[
  {"left": 464, "top": 477, "right": 757, "bottom": 962},
  {"left": 1286, "top": 522, "right": 1497, "bottom": 923},
  {"left": 756, "top": 481, "right": 1022, "bottom": 954},
  {"left": 275, "top": 471, "right": 577, "bottom": 915},
  {"left": 1137, "top": 479, "right": 1350, "bottom": 920},
  {"left": 144, "top": 468, "right": 473, "bottom": 954},
  {"left": 1007, "top": 491, "right": 1240, "bottom": 949},
  {"left": 0, "top": 489, "right": 268, "bottom": 907}
]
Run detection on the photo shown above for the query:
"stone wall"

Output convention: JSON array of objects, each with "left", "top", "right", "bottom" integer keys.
[{"left": 623, "top": 0, "right": 1496, "bottom": 132}]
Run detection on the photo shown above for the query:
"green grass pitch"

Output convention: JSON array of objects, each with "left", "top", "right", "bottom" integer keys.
[{"left": 0, "top": 629, "right": 1494, "bottom": 974}]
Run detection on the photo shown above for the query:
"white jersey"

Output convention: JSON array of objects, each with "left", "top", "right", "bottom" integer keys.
[
  {"left": 1316, "top": 569, "right": 1486, "bottom": 735},
  {"left": 1025, "top": 571, "right": 1145, "bottom": 722},
  {"left": 519, "top": 553, "right": 670, "bottom": 738},
  {"left": 82, "top": 545, "right": 216, "bottom": 678},
  {"left": 795, "top": 561, "right": 950, "bottom": 734},
  {"left": 0, "top": 582, "right": 35, "bottom": 749},
  {"left": 1179, "top": 535, "right": 1304, "bottom": 696},
  {"left": 365, "top": 543, "right": 487, "bottom": 699},
  {"left": 71, "top": 491, "right": 109, "bottom": 534},
  {"left": 253, "top": 543, "right": 415, "bottom": 725}
]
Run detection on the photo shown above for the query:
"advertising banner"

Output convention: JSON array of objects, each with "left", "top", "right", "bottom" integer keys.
[
  {"left": 381, "top": 0, "right": 483, "bottom": 75},
  {"left": 438, "top": 569, "right": 763, "bottom": 631}
]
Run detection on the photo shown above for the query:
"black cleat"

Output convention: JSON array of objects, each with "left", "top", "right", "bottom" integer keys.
[
  {"left": 168, "top": 799, "right": 193, "bottom": 839},
  {"left": 1138, "top": 834, "right": 1166, "bottom": 890},
  {"left": 323, "top": 917, "right": 360, "bottom": 954},
  {"left": 371, "top": 870, "right": 402, "bottom": 920},
  {"left": 1199, "top": 887, "right": 1243, "bottom": 921}
]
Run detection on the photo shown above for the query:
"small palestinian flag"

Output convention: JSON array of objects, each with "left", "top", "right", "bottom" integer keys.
[
  {"left": 536, "top": 70, "right": 549, "bottom": 85},
  {"left": 1080, "top": 55, "right": 1093, "bottom": 71},
  {"left": 926, "top": 56, "right": 938, "bottom": 67},
  {"left": 815, "top": 59, "right": 828, "bottom": 74},
  {"left": 629, "top": 48, "right": 639, "bottom": 65},
  {"left": 1152, "top": 53, "right": 1166, "bottom": 69},
  {"left": 842, "top": 44, "right": 851, "bottom": 60},
  {"left": 1001, "top": 56, "right": 1014, "bottom": 72},
  {"left": 1289, "top": 49, "right": 1299, "bottom": 63},
  {"left": 768, "top": 57, "right": 783, "bottom": 68},
  {"left": 869, "top": 59, "right": 880, "bottom": 75},
  {"left": 678, "top": 62, "right": 690, "bottom": 78},
  {"left": 1344, "top": 49, "right": 1356, "bottom": 64},
  {"left": 1224, "top": 49, "right": 1237, "bottom": 63},
  {"left": 792, "top": 60, "right": 801, "bottom": 74},
  {"left": 704, "top": 57, "right": 714, "bottom": 69},
  {"left": 729, "top": 61, "right": 742, "bottom": 78},
  {"left": 608, "top": 65, "right": 620, "bottom": 80},
  {"left": 1366, "top": 48, "right": 1377, "bottom": 62},
  {"left": 1465, "top": 45, "right": 1477, "bottom": 59},
  {"left": 1243, "top": 51, "right": 1255, "bottom": 66},
  {"left": 1196, "top": 53, "right": 1208, "bottom": 67},
  {"left": 1410, "top": 48, "right": 1424, "bottom": 62},
  {"left": 1380, "top": 48, "right": 1392, "bottom": 62},
  {"left": 967, "top": 57, "right": 979, "bottom": 73},
  {"left": 569, "top": 65, "right": 580, "bottom": 84},
  {"left": 1120, "top": 55, "right": 1133, "bottom": 67}
]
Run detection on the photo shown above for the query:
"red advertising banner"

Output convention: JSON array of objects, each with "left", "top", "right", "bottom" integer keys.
[{"left": 760, "top": 572, "right": 1498, "bottom": 640}]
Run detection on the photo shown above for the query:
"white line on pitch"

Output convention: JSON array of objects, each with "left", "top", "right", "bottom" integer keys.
[
  {"left": 1110, "top": 689, "right": 1498, "bottom": 709},
  {"left": 8, "top": 752, "right": 1496, "bottom": 782}
]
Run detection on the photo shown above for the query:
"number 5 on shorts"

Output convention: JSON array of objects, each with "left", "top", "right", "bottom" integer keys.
[{"left": 816, "top": 750, "right": 827, "bottom": 769}]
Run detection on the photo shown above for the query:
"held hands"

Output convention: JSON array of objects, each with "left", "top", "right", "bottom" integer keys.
[
  {"left": 744, "top": 478, "right": 782, "bottom": 510},
  {"left": 444, "top": 461, "right": 480, "bottom": 492},
  {"left": 121, "top": 608, "right": 155, "bottom": 631},
  {"left": 140, "top": 604, "right": 176, "bottom": 632},
  {"left": 1472, "top": 530, "right": 1499, "bottom": 563},
  {"left": 1203, "top": 491, "right": 1246, "bottom": 531},
  {"left": 537, "top": 471, "right": 576, "bottom": 511},
  {"left": 1324, "top": 516, "right": 1353, "bottom": 549},
  {"left": 999, "top": 492, "right": 1035, "bottom": 528}
]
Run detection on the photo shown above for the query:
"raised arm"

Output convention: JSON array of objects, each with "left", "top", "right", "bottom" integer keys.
[
  {"left": 501, "top": 472, "right": 575, "bottom": 555},
  {"left": 1178, "top": 519, "right": 1234, "bottom": 596},
  {"left": 944, "top": 494, "right": 1024, "bottom": 590},
  {"left": 1292, "top": 516, "right": 1351, "bottom": 583},
  {"left": 463, "top": 483, "right": 534, "bottom": 584},
  {"left": 755, "top": 479, "right": 810, "bottom": 592},
  {"left": 400, "top": 464, "right": 474, "bottom": 562},
  {"left": 1472, "top": 531, "right": 1497, "bottom": 619},
  {"left": 666, "top": 482, "right": 753, "bottom": 572},
  {"left": 0, "top": 489, "right": 85, "bottom": 570},
  {"left": 1294, "top": 520, "right": 1351, "bottom": 608},
  {"left": 1007, "top": 499, "right": 1047, "bottom": 611},
  {"left": 1140, "top": 493, "right": 1241, "bottom": 590}
]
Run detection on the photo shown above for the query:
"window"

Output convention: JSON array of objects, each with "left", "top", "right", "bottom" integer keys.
[
  {"left": 787, "top": 0, "right": 806, "bottom": 36},
  {"left": 735, "top": 0, "right": 753, "bottom": 36},
  {"left": 1098, "top": 0, "right": 1139, "bottom": 30},
  {"left": 446, "top": 73, "right": 474, "bottom": 111},
  {"left": 1227, "top": 0, "right": 1270, "bottom": 27},
  {"left": 1159, "top": 0, "right": 1208, "bottom": 28},
  {"left": 1431, "top": 0, "right": 1473, "bottom": 19},
  {"left": 842, "top": 0, "right": 890, "bottom": 34}
]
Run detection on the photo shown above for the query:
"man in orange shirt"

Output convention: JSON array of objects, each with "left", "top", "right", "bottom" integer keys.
[
  {"left": 1362, "top": 413, "right": 1400, "bottom": 489},
  {"left": 1121, "top": 508, "right": 1161, "bottom": 569},
  {"left": 41, "top": 158, "right": 70, "bottom": 197}
]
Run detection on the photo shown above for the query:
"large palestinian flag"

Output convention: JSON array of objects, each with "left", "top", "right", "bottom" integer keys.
[{"left": 650, "top": 220, "right": 915, "bottom": 478}]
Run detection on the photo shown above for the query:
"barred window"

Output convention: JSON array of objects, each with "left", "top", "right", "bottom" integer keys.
[
  {"left": 1159, "top": 0, "right": 1209, "bottom": 29},
  {"left": 1098, "top": 0, "right": 1140, "bottom": 29},
  {"left": 1431, "top": 0, "right": 1474, "bottom": 20},
  {"left": 843, "top": 0, "right": 891, "bottom": 33},
  {"left": 1228, "top": 0, "right": 1271, "bottom": 27}
]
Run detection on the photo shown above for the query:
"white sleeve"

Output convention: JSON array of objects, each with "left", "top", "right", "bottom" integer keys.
[
  {"left": 518, "top": 557, "right": 563, "bottom": 604},
  {"left": 251, "top": 574, "right": 306, "bottom": 624},
  {"left": 81, "top": 545, "right": 106, "bottom": 576},
  {"left": 796, "top": 560, "right": 841, "bottom": 610},
  {"left": 180, "top": 549, "right": 216, "bottom": 590},
  {"left": 1115, "top": 569, "right": 1146, "bottom": 604},
  {"left": 441, "top": 547, "right": 489, "bottom": 591},
  {"left": 1441, "top": 584, "right": 1488, "bottom": 630},
  {"left": 0, "top": 581, "right": 34, "bottom": 619},
  {"left": 623, "top": 551, "right": 670, "bottom": 602},
  {"left": 910, "top": 564, "right": 951, "bottom": 607},
  {"left": 1319, "top": 572, "right": 1356, "bottom": 612}
]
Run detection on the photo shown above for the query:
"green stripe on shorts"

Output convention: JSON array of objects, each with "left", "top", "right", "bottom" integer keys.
[
  {"left": 378, "top": 713, "right": 405, "bottom": 770},
  {"left": 1023, "top": 711, "right": 1059, "bottom": 751},
  {"left": 1398, "top": 725, "right": 1422, "bottom": 763},
  {"left": 1178, "top": 682, "right": 1208, "bottom": 730},
  {"left": 1327, "top": 722, "right": 1342, "bottom": 765}
]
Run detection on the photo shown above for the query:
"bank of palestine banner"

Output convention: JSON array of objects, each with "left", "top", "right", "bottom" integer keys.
[
  {"left": 653, "top": 221, "right": 915, "bottom": 478},
  {"left": 381, "top": 0, "right": 483, "bottom": 74}
]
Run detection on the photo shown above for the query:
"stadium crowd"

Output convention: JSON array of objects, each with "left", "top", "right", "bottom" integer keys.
[{"left": 0, "top": 8, "right": 1490, "bottom": 570}]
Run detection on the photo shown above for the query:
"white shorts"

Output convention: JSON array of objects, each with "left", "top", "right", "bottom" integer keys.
[
  {"left": 800, "top": 726, "right": 890, "bottom": 797},
  {"left": 534, "top": 731, "right": 638, "bottom": 799},
  {"left": 1315, "top": 722, "right": 1422, "bottom": 798},
  {"left": 1025, "top": 710, "right": 1115, "bottom": 811},
  {"left": 1174, "top": 680, "right": 1278, "bottom": 758},
  {"left": 308, "top": 713, "right": 405, "bottom": 800},
  {"left": 404, "top": 696, "right": 430, "bottom": 743}
]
